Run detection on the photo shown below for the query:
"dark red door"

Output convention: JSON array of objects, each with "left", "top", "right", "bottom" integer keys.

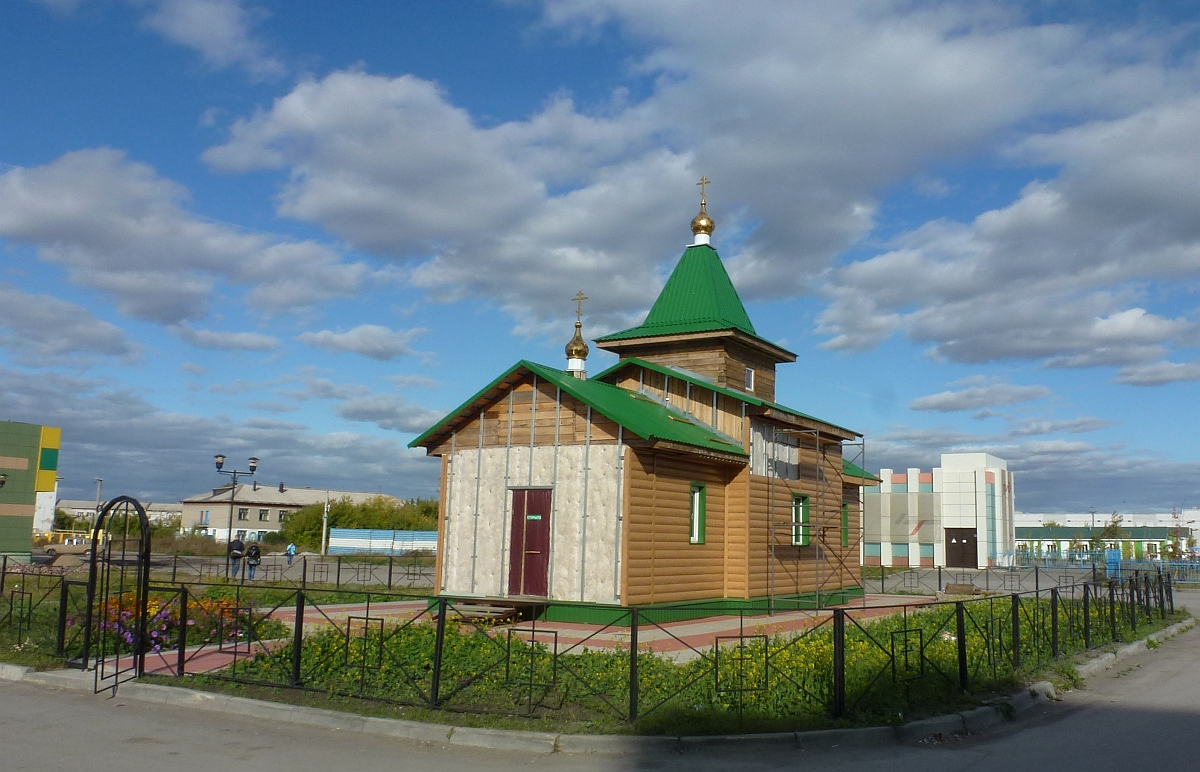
[
  {"left": 508, "top": 489, "right": 552, "bottom": 597},
  {"left": 945, "top": 528, "right": 978, "bottom": 568}
]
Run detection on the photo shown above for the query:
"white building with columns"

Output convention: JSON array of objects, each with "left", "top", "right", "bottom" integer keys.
[{"left": 863, "top": 453, "right": 1016, "bottom": 569}]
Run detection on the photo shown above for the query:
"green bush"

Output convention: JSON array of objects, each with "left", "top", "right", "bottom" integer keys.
[{"left": 280, "top": 496, "right": 437, "bottom": 550}]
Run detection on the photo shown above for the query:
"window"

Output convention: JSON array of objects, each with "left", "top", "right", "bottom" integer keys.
[
  {"left": 745, "top": 367, "right": 755, "bottom": 393},
  {"left": 278, "top": 509, "right": 288, "bottom": 521},
  {"left": 841, "top": 503, "right": 849, "bottom": 547},
  {"left": 258, "top": 508, "right": 270, "bottom": 521},
  {"left": 235, "top": 530, "right": 247, "bottom": 540},
  {"left": 200, "top": 510, "right": 210, "bottom": 525},
  {"left": 237, "top": 508, "right": 249, "bottom": 521},
  {"left": 689, "top": 484, "right": 706, "bottom": 544},
  {"left": 792, "top": 495, "right": 810, "bottom": 546}
]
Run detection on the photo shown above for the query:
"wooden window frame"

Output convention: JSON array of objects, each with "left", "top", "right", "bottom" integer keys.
[
  {"left": 792, "top": 494, "right": 809, "bottom": 547},
  {"left": 689, "top": 483, "right": 706, "bottom": 545},
  {"left": 745, "top": 367, "right": 755, "bottom": 393}
]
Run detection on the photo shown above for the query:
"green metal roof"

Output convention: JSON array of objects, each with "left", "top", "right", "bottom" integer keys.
[
  {"left": 842, "top": 459, "right": 879, "bottom": 483},
  {"left": 596, "top": 245, "right": 782, "bottom": 349},
  {"left": 409, "top": 360, "right": 747, "bottom": 458},
  {"left": 1015, "top": 526, "right": 1191, "bottom": 540},
  {"left": 592, "top": 357, "right": 860, "bottom": 437}
]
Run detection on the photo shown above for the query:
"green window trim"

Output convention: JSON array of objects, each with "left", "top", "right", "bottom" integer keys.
[
  {"left": 840, "top": 503, "right": 849, "bottom": 547},
  {"left": 689, "top": 483, "right": 706, "bottom": 545},
  {"left": 792, "top": 494, "right": 810, "bottom": 547}
]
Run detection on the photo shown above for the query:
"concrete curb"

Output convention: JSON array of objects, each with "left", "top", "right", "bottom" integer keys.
[
  {"left": 6, "top": 616, "right": 1187, "bottom": 757},
  {"left": 0, "top": 663, "right": 31, "bottom": 681},
  {"left": 1074, "top": 616, "right": 1194, "bottom": 679}
]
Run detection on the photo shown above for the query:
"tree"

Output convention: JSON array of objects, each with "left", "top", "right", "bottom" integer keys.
[
  {"left": 280, "top": 496, "right": 438, "bottom": 550},
  {"left": 1044, "top": 519, "right": 1062, "bottom": 528},
  {"left": 1090, "top": 513, "right": 1125, "bottom": 552}
]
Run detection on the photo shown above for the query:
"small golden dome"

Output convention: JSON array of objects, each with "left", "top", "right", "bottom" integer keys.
[
  {"left": 565, "top": 321, "right": 589, "bottom": 359},
  {"left": 690, "top": 200, "right": 714, "bottom": 236}
]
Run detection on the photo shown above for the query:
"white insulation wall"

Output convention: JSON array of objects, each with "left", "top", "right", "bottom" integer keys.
[{"left": 442, "top": 444, "right": 623, "bottom": 603}]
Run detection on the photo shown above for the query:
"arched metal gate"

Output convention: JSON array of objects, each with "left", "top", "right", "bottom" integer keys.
[{"left": 79, "top": 496, "right": 152, "bottom": 694}]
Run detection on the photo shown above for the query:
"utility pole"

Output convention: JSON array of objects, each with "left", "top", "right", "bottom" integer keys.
[
  {"left": 321, "top": 490, "right": 330, "bottom": 556},
  {"left": 92, "top": 478, "right": 103, "bottom": 532}
]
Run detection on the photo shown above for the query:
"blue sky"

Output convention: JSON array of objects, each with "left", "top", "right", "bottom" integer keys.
[{"left": 3, "top": 0, "right": 1200, "bottom": 513}]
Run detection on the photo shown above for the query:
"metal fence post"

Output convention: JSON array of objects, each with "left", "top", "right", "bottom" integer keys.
[
  {"left": 0, "top": 555, "right": 7, "bottom": 598},
  {"left": 290, "top": 589, "right": 304, "bottom": 686},
  {"left": 1167, "top": 574, "right": 1175, "bottom": 614},
  {"left": 956, "top": 601, "right": 968, "bottom": 692},
  {"left": 1011, "top": 594, "right": 1021, "bottom": 670},
  {"left": 1109, "top": 580, "right": 1118, "bottom": 642},
  {"left": 430, "top": 597, "right": 448, "bottom": 707},
  {"left": 629, "top": 607, "right": 639, "bottom": 721},
  {"left": 336, "top": 556, "right": 342, "bottom": 588},
  {"left": 1144, "top": 575, "right": 1153, "bottom": 622},
  {"left": 1157, "top": 575, "right": 1166, "bottom": 619},
  {"left": 387, "top": 556, "right": 394, "bottom": 590},
  {"left": 1034, "top": 567, "right": 1039, "bottom": 595},
  {"left": 1083, "top": 583, "right": 1091, "bottom": 649},
  {"left": 833, "top": 608, "right": 846, "bottom": 715},
  {"left": 301, "top": 556, "right": 307, "bottom": 589},
  {"left": 1128, "top": 578, "right": 1137, "bottom": 632},
  {"left": 171, "top": 554, "right": 178, "bottom": 584},
  {"left": 938, "top": 566, "right": 943, "bottom": 593},
  {"left": 178, "top": 585, "right": 188, "bottom": 677},
  {"left": 1092, "top": 563, "right": 1098, "bottom": 583},
  {"left": 1051, "top": 587, "right": 1059, "bottom": 658},
  {"left": 55, "top": 579, "right": 69, "bottom": 655}
]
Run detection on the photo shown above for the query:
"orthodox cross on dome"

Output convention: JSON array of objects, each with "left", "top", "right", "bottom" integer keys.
[
  {"left": 566, "top": 290, "right": 590, "bottom": 378},
  {"left": 573, "top": 290, "right": 588, "bottom": 322},
  {"left": 691, "top": 177, "right": 715, "bottom": 243}
]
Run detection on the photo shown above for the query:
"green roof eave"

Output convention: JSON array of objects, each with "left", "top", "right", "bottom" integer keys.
[
  {"left": 593, "top": 357, "right": 860, "bottom": 437},
  {"left": 842, "top": 459, "right": 879, "bottom": 483},
  {"left": 409, "top": 360, "right": 747, "bottom": 459},
  {"left": 407, "top": 360, "right": 532, "bottom": 449}
]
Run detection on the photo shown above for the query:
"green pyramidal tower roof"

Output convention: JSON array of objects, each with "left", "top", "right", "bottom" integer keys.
[{"left": 596, "top": 245, "right": 760, "bottom": 342}]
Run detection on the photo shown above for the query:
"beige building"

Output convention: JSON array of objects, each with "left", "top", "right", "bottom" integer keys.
[
  {"left": 57, "top": 499, "right": 183, "bottom": 527},
  {"left": 181, "top": 482, "right": 389, "bottom": 542}
]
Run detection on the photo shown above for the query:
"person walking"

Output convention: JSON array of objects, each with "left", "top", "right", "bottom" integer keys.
[
  {"left": 246, "top": 543, "right": 262, "bottom": 581},
  {"left": 285, "top": 542, "right": 297, "bottom": 567},
  {"left": 228, "top": 537, "right": 245, "bottom": 579}
]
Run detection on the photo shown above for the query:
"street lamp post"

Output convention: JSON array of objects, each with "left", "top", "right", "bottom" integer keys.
[{"left": 214, "top": 454, "right": 258, "bottom": 576}]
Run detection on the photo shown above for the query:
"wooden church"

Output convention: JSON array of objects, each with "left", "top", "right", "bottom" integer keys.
[{"left": 410, "top": 187, "right": 875, "bottom": 611}]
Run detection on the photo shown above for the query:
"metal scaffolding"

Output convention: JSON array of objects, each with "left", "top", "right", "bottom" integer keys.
[{"left": 766, "top": 424, "right": 865, "bottom": 614}]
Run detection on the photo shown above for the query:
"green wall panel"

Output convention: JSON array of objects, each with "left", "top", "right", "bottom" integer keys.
[{"left": 0, "top": 515, "right": 33, "bottom": 554}]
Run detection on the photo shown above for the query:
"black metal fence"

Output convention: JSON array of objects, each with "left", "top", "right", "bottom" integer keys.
[
  {"left": 873, "top": 566, "right": 1107, "bottom": 596},
  {"left": 161, "top": 554, "right": 435, "bottom": 590},
  {"left": 3, "top": 556, "right": 1180, "bottom": 726}
]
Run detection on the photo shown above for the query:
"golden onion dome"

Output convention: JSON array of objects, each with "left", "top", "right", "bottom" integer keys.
[
  {"left": 565, "top": 321, "right": 589, "bottom": 359},
  {"left": 690, "top": 200, "right": 715, "bottom": 236}
]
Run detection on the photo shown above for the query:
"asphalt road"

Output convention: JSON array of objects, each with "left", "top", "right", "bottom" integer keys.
[{"left": 3, "top": 596, "right": 1200, "bottom": 771}]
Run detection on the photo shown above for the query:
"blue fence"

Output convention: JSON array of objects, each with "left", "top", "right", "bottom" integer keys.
[{"left": 327, "top": 528, "right": 437, "bottom": 556}]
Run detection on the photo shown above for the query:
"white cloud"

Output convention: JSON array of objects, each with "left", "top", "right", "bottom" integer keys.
[
  {"left": 173, "top": 324, "right": 279, "bottom": 351},
  {"left": 335, "top": 393, "right": 443, "bottom": 433},
  {"left": 0, "top": 149, "right": 375, "bottom": 325},
  {"left": 386, "top": 374, "right": 438, "bottom": 389},
  {"left": 0, "top": 365, "right": 438, "bottom": 501},
  {"left": 202, "top": 4, "right": 1175, "bottom": 334},
  {"left": 0, "top": 283, "right": 137, "bottom": 364},
  {"left": 909, "top": 377, "right": 1051, "bottom": 412},
  {"left": 821, "top": 97, "right": 1200, "bottom": 373},
  {"left": 141, "top": 0, "right": 284, "bottom": 79},
  {"left": 868, "top": 423, "right": 1198, "bottom": 511},
  {"left": 1114, "top": 359, "right": 1200, "bottom": 386},
  {"left": 297, "top": 324, "right": 423, "bottom": 361},
  {"left": 180, "top": 361, "right": 207, "bottom": 375},
  {"left": 1007, "top": 417, "right": 1118, "bottom": 437}
]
